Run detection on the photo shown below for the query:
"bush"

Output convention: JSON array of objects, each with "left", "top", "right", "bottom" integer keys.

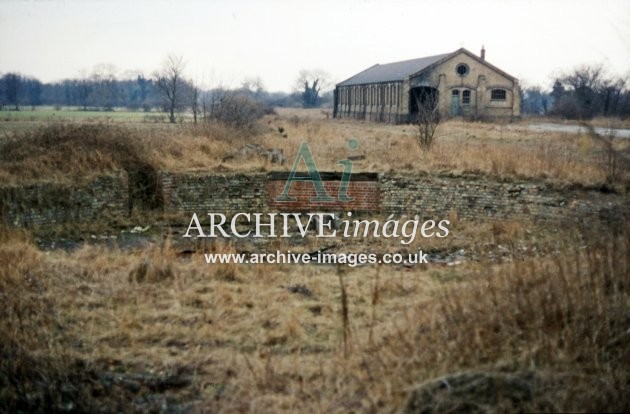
[{"left": 210, "top": 94, "right": 273, "bottom": 131}]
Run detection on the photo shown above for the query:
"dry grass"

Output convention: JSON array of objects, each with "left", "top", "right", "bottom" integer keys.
[
  {"left": 0, "top": 122, "right": 258, "bottom": 183},
  {"left": 1, "top": 112, "right": 628, "bottom": 187},
  {"left": 1, "top": 111, "right": 629, "bottom": 411},
  {"left": 259, "top": 114, "right": 629, "bottom": 187},
  {"left": 1, "top": 221, "right": 628, "bottom": 412}
]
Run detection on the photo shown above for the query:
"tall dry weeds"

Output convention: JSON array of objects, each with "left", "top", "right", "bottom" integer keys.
[{"left": 1, "top": 218, "right": 629, "bottom": 412}]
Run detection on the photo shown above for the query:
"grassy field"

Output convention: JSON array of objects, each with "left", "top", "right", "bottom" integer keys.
[
  {"left": 0, "top": 106, "right": 165, "bottom": 122},
  {"left": 1, "top": 110, "right": 629, "bottom": 412},
  {"left": 1, "top": 107, "right": 629, "bottom": 187}
]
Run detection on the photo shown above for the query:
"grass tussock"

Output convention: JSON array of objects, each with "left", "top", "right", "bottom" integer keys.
[
  {"left": 0, "top": 121, "right": 263, "bottom": 183},
  {"left": 0, "top": 222, "right": 628, "bottom": 412},
  {"left": 0, "top": 123, "right": 152, "bottom": 183}
]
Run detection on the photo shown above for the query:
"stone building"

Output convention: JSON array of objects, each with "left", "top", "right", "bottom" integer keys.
[{"left": 333, "top": 47, "right": 520, "bottom": 123}]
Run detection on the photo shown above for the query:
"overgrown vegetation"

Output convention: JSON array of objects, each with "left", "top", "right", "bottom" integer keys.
[
  {"left": 0, "top": 108, "right": 628, "bottom": 411},
  {"left": 1, "top": 111, "right": 628, "bottom": 189},
  {"left": 0, "top": 219, "right": 628, "bottom": 412},
  {"left": 414, "top": 89, "right": 441, "bottom": 150},
  {"left": 0, "top": 123, "right": 154, "bottom": 182},
  {"left": 208, "top": 94, "right": 274, "bottom": 131},
  {"left": 0, "top": 121, "right": 264, "bottom": 183}
]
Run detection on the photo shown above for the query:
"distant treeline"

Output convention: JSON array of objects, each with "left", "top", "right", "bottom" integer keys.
[
  {"left": 0, "top": 70, "right": 331, "bottom": 114},
  {"left": 1, "top": 62, "right": 628, "bottom": 120},
  {"left": 521, "top": 64, "right": 630, "bottom": 118}
]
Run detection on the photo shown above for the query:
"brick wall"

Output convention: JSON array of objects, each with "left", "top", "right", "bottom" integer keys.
[
  {"left": 265, "top": 172, "right": 380, "bottom": 211},
  {"left": 381, "top": 173, "right": 625, "bottom": 222},
  {"left": 159, "top": 171, "right": 267, "bottom": 215},
  {"left": 1, "top": 171, "right": 626, "bottom": 228},
  {"left": 159, "top": 171, "right": 626, "bottom": 222},
  {"left": 0, "top": 174, "right": 128, "bottom": 227}
]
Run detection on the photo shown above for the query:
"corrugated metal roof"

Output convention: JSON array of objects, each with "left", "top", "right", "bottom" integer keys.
[{"left": 337, "top": 52, "right": 451, "bottom": 86}]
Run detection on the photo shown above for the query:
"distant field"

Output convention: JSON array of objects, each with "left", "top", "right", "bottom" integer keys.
[
  {"left": 0, "top": 106, "right": 191, "bottom": 138},
  {"left": 0, "top": 106, "right": 173, "bottom": 123}
]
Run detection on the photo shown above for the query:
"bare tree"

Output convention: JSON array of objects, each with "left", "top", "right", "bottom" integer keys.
[
  {"left": 240, "top": 76, "right": 266, "bottom": 100},
  {"left": 154, "top": 54, "right": 186, "bottom": 123},
  {"left": 414, "top": 90, "right": 441, "bottom": 150},
  {"left": 294, "top": 69, "right": 332, "bottom": 108},
  {"left": 201, "top": 85, "right": 231, "bottom": 121},
  {"left": 190, "top": 79, "right": 200, "bottom": 124},
  {"left": 89, "top": 63, "right": 120, "bottom": 110}
]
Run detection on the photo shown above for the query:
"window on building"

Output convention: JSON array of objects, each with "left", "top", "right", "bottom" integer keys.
[
  {"left": 452, "top": 89, "right": 459, "bottom": 96},
  {"left": 456, "top": 63, "right": 469, "bottom": 76},
  {"left": 462, "top": 90, "right": 470, "bottom": 105},
  {"left": 491, "top": 89, "right": 507, "bottom": 101}
]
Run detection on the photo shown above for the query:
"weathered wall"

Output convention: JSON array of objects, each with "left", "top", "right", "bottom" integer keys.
[
  {"left": 0, "top": 174, "right": 129, "bottom": 227},
  {"left": 1, "top": 171, "right": 626, "bottom": 228},
  {"left": 159, "top": 171, "right": 625, "bottom": 223},
  {"left": 381, "top": 173, "right": 624, "bottom": 222},
  {"left": 334, "top": 49, "right": 520, "bottom": 123},
  {"left": 265, "top": 172, "right": 380, "bottom": 211},
  {"left": 335, "top": 82, "right": 405, "bottom": 123},
  {"left": 159, "top": 171, "right": 267, "bottom": 215},
  {"left": 423, "top": 49, "right": 519, "bottom": 119}
]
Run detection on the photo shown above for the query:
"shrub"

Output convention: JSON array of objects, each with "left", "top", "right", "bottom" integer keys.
[{"left": 209, "top": 94, "right": 273, "bottom": 131}]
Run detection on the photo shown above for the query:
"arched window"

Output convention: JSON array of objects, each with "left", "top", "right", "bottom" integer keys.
[{"left": 491, "top": 89, "right": 507, "bottom": 101}]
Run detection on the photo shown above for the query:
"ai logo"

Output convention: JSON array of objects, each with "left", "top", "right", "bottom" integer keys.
[{"left": 275, "top": 138, "right": 359, "bottom": 203}]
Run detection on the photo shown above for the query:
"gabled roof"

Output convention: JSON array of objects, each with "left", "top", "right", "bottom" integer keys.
[
  {"left": 336, "top": 48, "right": 517, "bottom": 87},
  {"left": 337, "top": 52, "right": 451, "bottom": 86}
]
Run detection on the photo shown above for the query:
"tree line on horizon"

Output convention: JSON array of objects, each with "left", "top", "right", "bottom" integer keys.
[
  {"left": 1, "top": 57, "right": 629, "bottom": 120},
  {"left": 0, "top": 56, "right": 333, "bottom": 124},
  {"left": 521, "top": 64, "right": 630, "bottom": 118}
]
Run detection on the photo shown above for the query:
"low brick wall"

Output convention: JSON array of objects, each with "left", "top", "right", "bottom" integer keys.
[
  {"left": 381, "top": 173, "right": 624, "bottom": 221},
  {"left": 159, "top": 171, "right": 267, "bottom": 215},
  {"left": 0, "top": 171, "right": 626, "bottom": 228},
  {"left": 265, "top": 172, "right": 380, "bottom": 211},
  {"left": 0, "top": 174, "right": 129, "bottom": 227}
]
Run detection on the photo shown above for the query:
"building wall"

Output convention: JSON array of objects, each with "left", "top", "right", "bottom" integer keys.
[
  {"left": 410, "top": 50, "right": 520, "bottom": 120},
  {"left": 334, "top": 50, "right": 520, "bottom": 123},
  {"left": 335, "top": 81, "right": 405, "bottom": 123}
]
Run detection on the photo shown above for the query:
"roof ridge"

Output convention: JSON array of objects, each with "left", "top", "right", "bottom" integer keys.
[
  {"left": 336, "top": 52, "right": 452, "bottom": 87},
  {"left": 336, "top": 63, "right": 381, "bottom": 86},
  {"left": 378, "top": 52, "right": 452, "bottom": 67}
]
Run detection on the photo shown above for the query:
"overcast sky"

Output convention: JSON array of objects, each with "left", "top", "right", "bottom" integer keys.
[{"left": 1, "top": 0, "right": 629, "bottom": 92}]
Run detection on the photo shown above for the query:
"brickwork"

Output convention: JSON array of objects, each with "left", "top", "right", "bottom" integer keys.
[
  {"left": 380, "top": 174, "right": 625, "bottom": 222},
  {"left": 334, "top": 48, "right": 520, "bottom": 123},
  {"left": 0, "top": 174, "right": 128, "bottom": 227},
  {"left": 266, "top": 172, "right": 380, "bottom": 211},
  {"left": 1, "top": 171, "right": 626, "bottom": 228},
  {"left": 159, "top": 171, "right": 267, "bottom": 215}
]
